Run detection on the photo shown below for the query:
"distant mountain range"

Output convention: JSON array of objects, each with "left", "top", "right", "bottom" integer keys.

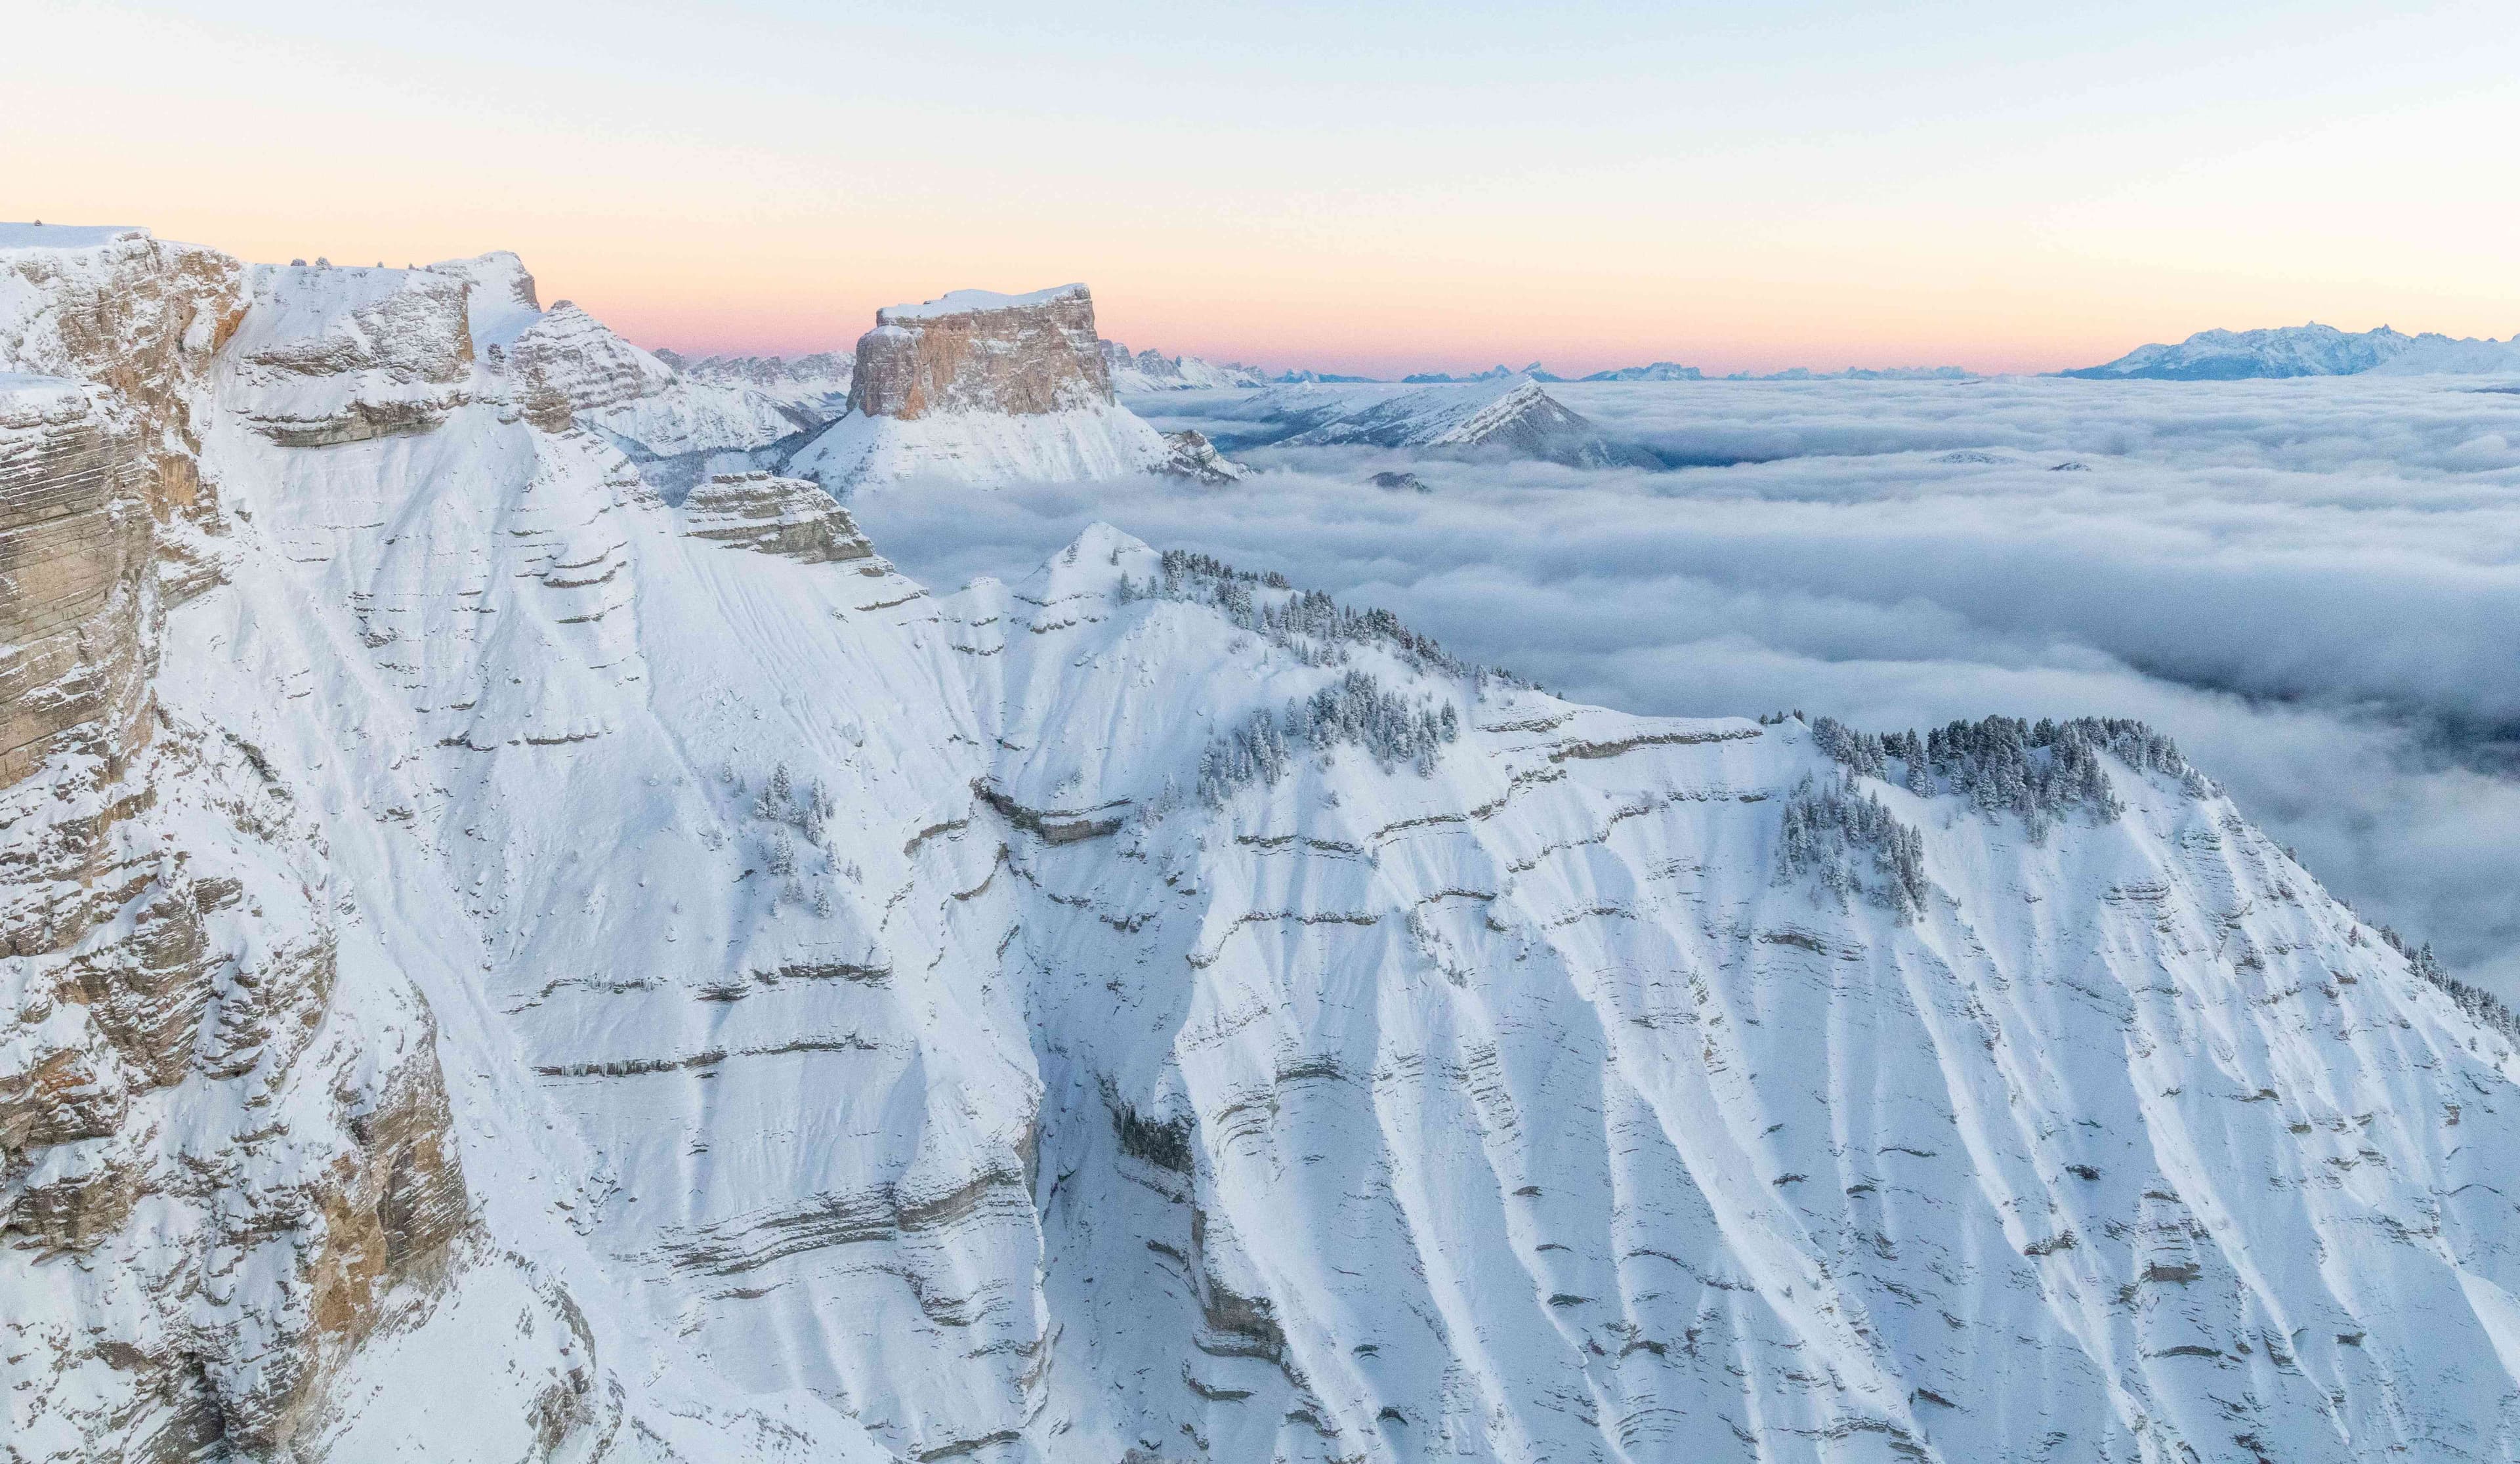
[
  {"left": 1402, "top": 362, "right": 1977, "bottom": 383},
  {"left": 2063, "top": 323, "right": 2520, "bottom": 380}
]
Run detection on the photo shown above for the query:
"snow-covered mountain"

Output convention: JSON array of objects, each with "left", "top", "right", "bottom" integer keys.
[
  {"left": 2064, "top": 323, "right": 2520, "bottom": 380},
  {"left": 1403, "top": 362, "right": 1568, "bottom": 384},
  {"left": 1583, "top": 361, "right": 1706, "bottom": 381},
  {"left": 658, "top": 349, "right": 856, "bottom": 419},
  {"left": 1279, "top": 376, "right": 1660, "bottom": 467},
  {"left": 16, "top": 221, "right": 2520, "bottom": 1464},
  {"left": 1100, "top": 339, "right": 1268, "bottom": 392},
  {"left": 790, "top": 285, "right": 1236, "bottom": 490}
]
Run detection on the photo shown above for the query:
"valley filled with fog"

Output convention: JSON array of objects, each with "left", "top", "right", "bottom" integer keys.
[{"left": 858, "top": 375, "right": 2520, "bottom": 992}]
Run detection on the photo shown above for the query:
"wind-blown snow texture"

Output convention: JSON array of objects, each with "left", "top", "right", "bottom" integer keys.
[{"left": 14, "top": 226, "right": 2520, "bottom": 1463}]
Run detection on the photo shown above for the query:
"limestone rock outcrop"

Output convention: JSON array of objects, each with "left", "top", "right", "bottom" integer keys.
[
  {"left": 681, "top": 471, "right": 889, "bottom": 566},
  {"left": 220, "top": 262, "right": 475, "bottom": 446},
  {"left": 3, "top": 228, "right": 484, "bottom": 1462},
  {"left": 0, "top": 378, "right": 148, "bottom": 786},
  {"left": 788, "top": 285, "right": 1191, "bottom": 490},
  {"left": 1, "top": 225, "right": 249, "bottom": 600},
  {"left": 508, "top": 302, "right": 832, "bottom": 463},
  {"left": 849, "top": 284, "right": 1111, "bottom": 420}
]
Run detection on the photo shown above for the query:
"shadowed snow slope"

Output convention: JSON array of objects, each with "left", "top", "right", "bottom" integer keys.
[{"left": 14, "top": 225, "right": 2520, "bottom": 1464}]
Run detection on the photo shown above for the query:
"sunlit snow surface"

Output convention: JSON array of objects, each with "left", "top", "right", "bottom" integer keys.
[{"left": 864, "top": 375, "right": 2520, "bottom": 996}]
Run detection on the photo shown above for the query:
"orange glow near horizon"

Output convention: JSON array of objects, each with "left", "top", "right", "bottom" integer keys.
[{"left": 10, "top": 1, "right": 2520, "bottom": 379}]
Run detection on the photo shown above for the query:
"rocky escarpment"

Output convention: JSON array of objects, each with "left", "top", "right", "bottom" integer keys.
[
  {"left": 1, "top": 226, "right": 541, "bottom": 1464},
  {"left": 220, "top": 262, "right": 476, "bottom": 446},
  {"left": 507, "top": 303, "right": 833, "bottom": 471},
  {"left": 0, "top": 378, "right": 150, "bottom": 787},
  {"left": 681, "top": 471, "right": 893, "bottom": 566},
  {"left": 850, "top": 284, "right": 1112, "bottom": 420},
  {"left": 790, "top": 285, "right": 1239, "bottom": 491},
  {"left": 0, "top": 225, "right": 249, "bottom": 601}
]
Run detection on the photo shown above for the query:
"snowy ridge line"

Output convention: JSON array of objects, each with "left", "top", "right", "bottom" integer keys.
[{"left": 18, "top": 221, "right": 2520, "bottom": 1463}]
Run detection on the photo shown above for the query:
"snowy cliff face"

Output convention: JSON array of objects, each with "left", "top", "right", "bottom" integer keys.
[
  {"left": 1, "top": 230, "right": 490, "bottom": 1463},
  {"left": 14, "top": 224, "right": 2520, "bottom": 1464},
  {"left": 791, "top": 285, "right": 1183, "bottom": 491},
  {"left": 507, "top": 301, "right": 825, "bottom": 461},
  {"left": 222, "top": 263, "right": 476, "bottom": 447}
]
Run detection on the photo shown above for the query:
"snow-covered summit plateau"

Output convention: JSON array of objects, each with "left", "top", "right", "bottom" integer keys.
[
  {"left": 791, "top": 283, "right": 1240, "bottom": 490},
  {"left": 11, "top": 223, "right": 2520, "bottom": 1464}
]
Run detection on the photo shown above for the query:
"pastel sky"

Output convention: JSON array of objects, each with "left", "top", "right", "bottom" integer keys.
[{"left": 12, "top": 0, "right": 2520, "bottom": 376}]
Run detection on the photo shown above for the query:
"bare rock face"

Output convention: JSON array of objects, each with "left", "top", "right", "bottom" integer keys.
[
  {"left": 848, "top": 283, "right": 1112, "bottom": 420},
  {"left": 788, "top": 285, "right": 1183, "bottom": 490},
  {"left": 2, "top": 229, "right": 473, "bottom": 1463},
  {"left": 0, "top": 226, "right": 249, "bottom": 600},
  {"left": 220, "top": 262, "right": 475, "bottom": 447},
  {"left": 681, "top": 471, "right": 886, "bottom": 566},
  {"left": 0, "top": 379, "right": 151, "bottom": 787}
]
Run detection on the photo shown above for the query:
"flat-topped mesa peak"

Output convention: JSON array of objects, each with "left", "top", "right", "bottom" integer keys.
[{"left": 849, "top": 282, "right": 1112, "bottom": 420}]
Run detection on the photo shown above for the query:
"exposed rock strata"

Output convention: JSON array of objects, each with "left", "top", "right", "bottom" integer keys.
[
  {"left": 1, "top": 226, "right": 528, "bottom": 1464},
  {"left": 790, "top": 284, "right": 1186, "bottom": 490},
  {"left": 681, "top": 471, "right": 887, "bottom": 566},
  {"left": 221, "top": 263, "right": 475, "bottom": 446},
  {"left": 1282, "top": 377, "right": 1658, "bottom": 467},
  {"left": 850, "top": 284, "right": 1110, "bottom": 420}
]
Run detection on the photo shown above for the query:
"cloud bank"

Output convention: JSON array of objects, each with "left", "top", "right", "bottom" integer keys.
[{"left": 854, "top": 375, "right": 2520, "bottom": 993}]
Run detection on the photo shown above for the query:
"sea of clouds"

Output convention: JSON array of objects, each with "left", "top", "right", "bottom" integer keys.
[{"left": 852, "top": 375, "right": 2520, "bottom": 993}]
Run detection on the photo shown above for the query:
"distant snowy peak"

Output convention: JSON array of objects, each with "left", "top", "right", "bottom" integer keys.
[
  {"left": 791, "top": 282, "right": 1242, "bottom": 491},
  {"left": 2065, "top": 322, "right": 2520, "bottom": 379},
  {"left": 1403, "top": 362, "right": 1564, "bottom": 384},
  {"left": 1582, "top": 360, "right": 1704, "bottom": 381},
  {"left": 1100, "top": 339, "right": 1268, "bottom": 392},
  {"left": 1576, "top": 362, "right": 1974, "bottom": 382},
  {"left": 660, "top": 349, "right": 854, "bottom": 414},
  {"left": 1282, "top": 376, "right": 1657, "bottom": 467}
]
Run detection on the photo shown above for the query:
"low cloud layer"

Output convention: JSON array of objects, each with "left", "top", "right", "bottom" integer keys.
[{"left": 856, "top": 375, "right": 2520, "bottom": 992}]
